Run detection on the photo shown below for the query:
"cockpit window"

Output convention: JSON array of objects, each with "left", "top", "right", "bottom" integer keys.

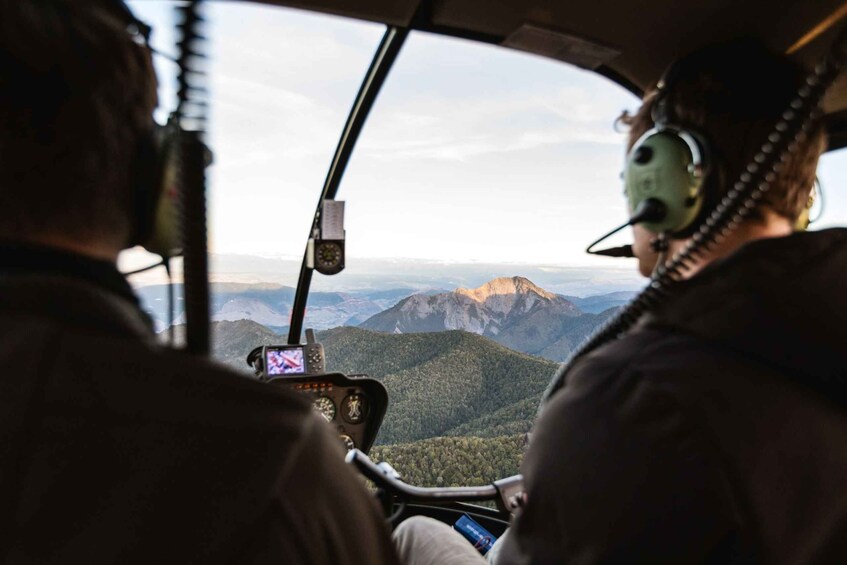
[
  {"left": 120, "top": 3, "right": 384, "bottom": 333},
  {"left": 814, "top": 147, "right": 847, "bottom": 228},
  {"left": 317, "top": 31, "right": 642, "bottom": 484},
  {"left": 122, "top": 10, "right": 648, "bottom": 484},
  {"left": 121, "top": 6, "right": 847, "bottom": 489},
  {"left": 339, "top": 31, "right": 639, "bottom": 266}
]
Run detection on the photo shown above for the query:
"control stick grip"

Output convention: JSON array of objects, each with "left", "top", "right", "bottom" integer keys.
[{"left": 345, "top": 449, "right": 524, "bottom": 514}]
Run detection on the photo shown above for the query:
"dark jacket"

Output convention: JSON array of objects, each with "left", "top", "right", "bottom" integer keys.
[
  {"left": 499, "top": 229, "right": 847, "bottom": 564},
  {"left": 0, "top": 249, "right": 399, "bottom": 564}
]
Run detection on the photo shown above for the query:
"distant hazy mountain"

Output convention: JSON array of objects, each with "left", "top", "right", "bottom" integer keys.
[
  {"left": 562, "top": 290, "right": 637, "bottom": 313},
  {"left": 136, "top": 283, "right": 417, "bottom": 333},
  {"left": 359, "top": 276, "right": 620, "bottom": 362}
]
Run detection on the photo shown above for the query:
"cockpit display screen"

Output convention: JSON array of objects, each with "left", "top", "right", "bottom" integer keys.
[{"left": 265, "top": 346, "right": 306, "bottom": 376}]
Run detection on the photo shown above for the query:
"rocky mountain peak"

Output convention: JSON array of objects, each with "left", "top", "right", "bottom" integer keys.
[
  {"left": 360, "top": 275, "right": 588, "bottom": 351},
  {"left": 455, "top": 276, "right": 556, "bottom": 302}
]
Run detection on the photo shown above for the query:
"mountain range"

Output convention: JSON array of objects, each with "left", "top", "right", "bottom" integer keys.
[
  {"left": 144, "top": 276, "right": 636, "bottom": 362},
  {"left": 136, "top": 283, "right": 420, "bottom": 333},
  {"left": 360, "top": 276, "right": 626, "bottom": 361}
]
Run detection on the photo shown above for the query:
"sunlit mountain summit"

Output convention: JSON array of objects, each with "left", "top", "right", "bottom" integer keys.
[{"left": 360, "top": 276, "right": 624, "bottom": 361}]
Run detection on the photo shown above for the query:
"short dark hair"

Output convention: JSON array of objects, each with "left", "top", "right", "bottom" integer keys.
[
  {"left": 0, "top": 0, "right": 157, "bottom": 247},
  {"left": 619, "top": 40, "right": 826, "bottom": 223}
]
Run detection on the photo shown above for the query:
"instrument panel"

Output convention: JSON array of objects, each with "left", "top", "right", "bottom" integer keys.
[{"left": 268, "top": 372, "right": 387, "bottom": 454}]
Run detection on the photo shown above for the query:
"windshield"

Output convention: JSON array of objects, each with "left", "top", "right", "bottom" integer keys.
[
  {"left": 120, "top": 2, "right": 384, "bottom": 333},
  {"left": 814, "top": 147, "right": 847, "bottom": 230},
  {"left": 121, "top": 2, "right": 847, "bottom": 489},
  {"left": 315, "top": 30, "right": 644, "bottom": 483}
]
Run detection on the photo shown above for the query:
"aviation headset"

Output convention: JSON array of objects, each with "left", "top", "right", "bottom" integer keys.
[
  {"left": 553, "top": 39, "right": 841, "bottom": 408},
  {"left": 623, "top": 59, "right": 816, "bottom": 236},
  {"left": 623, "top": 69, "right": 709, "bottom": 236},
  {"left": 106, "top": 0, "right": 183, "bottom": 257}
]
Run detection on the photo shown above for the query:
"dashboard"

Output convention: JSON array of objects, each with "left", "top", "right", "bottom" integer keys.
[
  {"left": 268, "top": 372, "right": 387, "bottom": 454},
  {"left": 247, "top": 340, "right": 388, "bottom": 454}
]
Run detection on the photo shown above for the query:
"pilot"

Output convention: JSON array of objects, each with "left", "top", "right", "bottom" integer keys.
[
  {"left": 394, "top": 40, "right": 847, "bottom": 563},
  {"left": 0, "top": 1, "right": 399, "bottom": 563}
]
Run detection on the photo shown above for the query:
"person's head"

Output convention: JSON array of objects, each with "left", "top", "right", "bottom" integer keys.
[
  {"left": 0, "top": 0, "right": 157, "bottom": 260},
  {"left": 620, "top": 40, "right": 827, "bottom": 276}
]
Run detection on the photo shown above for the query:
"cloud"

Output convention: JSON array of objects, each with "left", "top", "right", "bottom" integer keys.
[
  {"left": 131, "top": 2, "right": 644, "bottom": 263},
  {"left": 357, "top": 106, "right": 625, "bottom": 161},
  {"left": 353, "top": 79, "right": 632, "bottom": 162}
]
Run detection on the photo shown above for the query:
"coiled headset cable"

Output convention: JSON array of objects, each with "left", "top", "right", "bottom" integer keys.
[{"left": 174, "top": 1, "right": 211, "bottom": 355}]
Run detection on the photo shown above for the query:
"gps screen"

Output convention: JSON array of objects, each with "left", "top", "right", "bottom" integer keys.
[{"left": 266, "top": 347, "right": 306, "bottom": 376}]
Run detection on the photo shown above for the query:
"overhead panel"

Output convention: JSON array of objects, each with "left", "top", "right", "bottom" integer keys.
[
  {"left": 256, "top": 0, "right": 847, "bottom": 139},
  {"left": 251, "top": 0, "right": 418, "bottom": 28},
  {"left": 502, "top": 24, "right": 620, "bottom": 70}
]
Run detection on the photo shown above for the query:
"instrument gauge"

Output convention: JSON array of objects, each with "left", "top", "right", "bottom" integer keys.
[
  {"left": 314, "top": 241, "right": 344, "bottom": 274},
  {"left": 317, "top": 242, "right": 342, "bottom": 268},
  {"left": 342, "top": 392, "right": 368, "bottom": 424},
  {"left": 313, "top": 396, "right": 336, "bottom": 423}
]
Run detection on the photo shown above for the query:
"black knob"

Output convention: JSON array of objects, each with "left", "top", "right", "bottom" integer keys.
[{"left": 633, "top": 146, "right": 653, "bottom": 164}]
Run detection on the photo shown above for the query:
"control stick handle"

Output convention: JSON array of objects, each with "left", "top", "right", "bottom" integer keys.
[{"left": 345, "top": 449, "right": 524, "bottom": 514}]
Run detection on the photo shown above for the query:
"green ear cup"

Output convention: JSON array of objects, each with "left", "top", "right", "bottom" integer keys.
[
  {"left": 143, "top": 140, "right": 181, "bottom": 257},
  {"left": 624, "top": 128, "right": 705, "bottom": 234}
]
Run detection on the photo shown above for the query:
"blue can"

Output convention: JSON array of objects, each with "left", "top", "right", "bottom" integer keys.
[{"left": 453, "top": 514, "right": 498, "bottom": 555}]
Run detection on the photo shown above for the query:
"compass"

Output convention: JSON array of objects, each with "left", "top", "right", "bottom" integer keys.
[{"left": 312, "top": 240, "right": 345, "bottom": 275}]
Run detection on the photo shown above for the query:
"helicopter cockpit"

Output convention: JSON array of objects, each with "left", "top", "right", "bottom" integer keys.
[{"left": 120, "top": 0, "right": 847, "bottom": 554}]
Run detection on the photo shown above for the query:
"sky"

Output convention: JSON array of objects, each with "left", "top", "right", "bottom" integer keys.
[{"left": 122, "top": 1, "right": 847, "bottom": 279}]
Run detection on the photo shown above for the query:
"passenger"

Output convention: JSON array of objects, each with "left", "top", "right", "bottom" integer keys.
[
  {"left": 0, "top": 1, "right": 398, "bottom": 563},
  {"left": 394, "top": 41, "right": 847, "bottom": 563}
]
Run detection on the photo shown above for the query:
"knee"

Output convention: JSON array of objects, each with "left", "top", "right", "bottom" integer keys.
[
  {"left": 393, "top": 516, "right": 445, "bottom": 545},
  {"left": 393, "top": 516, "right": 491, "bottom": 565},
  {"left": 393, "top": 516, "right": 452, "bottom": 563}
]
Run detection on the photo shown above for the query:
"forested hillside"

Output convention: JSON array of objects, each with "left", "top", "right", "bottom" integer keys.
[
  {"left": 206, "top": 321, "right": 557, "bottom": 486},
  {"left": 211, "top": 319, "right": 279, "bottom": 372},
  {"left": 371, "top": 434, "right": 527, "bottom": 487},
  {"left": 319, "top": 326, "right": 558, "bottom": 444},
  {"left": 206, "top": 321, "right": 558, "bottom": 444}
]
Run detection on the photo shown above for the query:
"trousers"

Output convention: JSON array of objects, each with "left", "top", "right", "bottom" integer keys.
[{"left": 393, "top": 516, "right": 508, "bottom": 565}]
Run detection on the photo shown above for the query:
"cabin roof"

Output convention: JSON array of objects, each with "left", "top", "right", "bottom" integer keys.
[{"left": 254, "top": 0, "right": 847, "bottom": 147}]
